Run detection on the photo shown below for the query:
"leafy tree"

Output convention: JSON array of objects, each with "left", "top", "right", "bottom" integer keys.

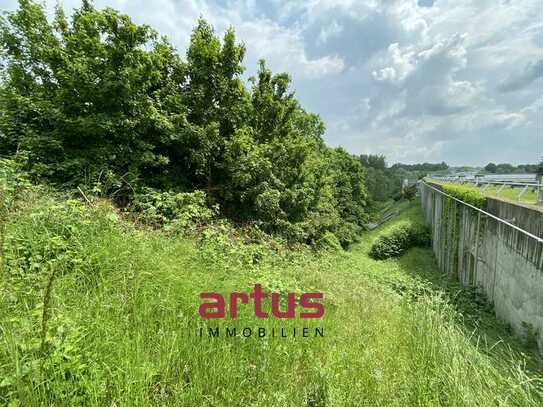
[
  {"left": 182, "top": 19, "right": 250, "bottom": 195},
  {"left": 359, "top": 157, "right": 450, "bottom": 204},
  {"left": 0, "top": 1, "right": 187, "bottom": 196},
  {"left": 360, "top": 154, "right": 386, "bottom": 170},
  {"left": 495, "top": 163, "right": 516, "bottom": 174},
  {"left": 536, "top": 158, "right": 543, "bottom": 177},
  {"left": 484, "top": 163, "right": 497, "bottom": 173},
  {"left": 0, "top": 1, "right": 369, "bottom": 247},
  {"left": 390, "top": 162, "right": 448, "bottom": 172}
]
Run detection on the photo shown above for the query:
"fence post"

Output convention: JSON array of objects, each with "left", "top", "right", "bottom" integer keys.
[{"left": 539, "top": 175, "right": 543, "bottom": 205}]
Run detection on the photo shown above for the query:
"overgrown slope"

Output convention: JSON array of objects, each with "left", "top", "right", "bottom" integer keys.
[{"left": 1, "top": 180, "right": 542, "bottom": 405}]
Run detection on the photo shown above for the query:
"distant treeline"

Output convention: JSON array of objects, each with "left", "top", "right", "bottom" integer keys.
[
  {"left": 358, "top": 154, "right": 440, "bottom": 203},
  {"left": 484, "top": 162, "right": 542, "bottom": 175}
]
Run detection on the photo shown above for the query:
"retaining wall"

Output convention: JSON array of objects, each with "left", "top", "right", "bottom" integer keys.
[
  {"left": 487, "top": 198, "right": 543, "bottom": 238},
  {"left": 420, "top": 182, "right": 543, "bottom": 355}
]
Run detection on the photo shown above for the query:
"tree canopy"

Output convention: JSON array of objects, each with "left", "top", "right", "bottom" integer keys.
[{"left": 0, "top": 0, "right": 368, "bottom": 247}]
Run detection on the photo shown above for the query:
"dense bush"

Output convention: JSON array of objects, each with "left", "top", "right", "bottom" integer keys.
[
  {"left": 132, "top": 188, "right": 218, "bottom": 231},
  {"left": 403, "top": 184, "right": 418, "bottom": 200},
  {"left": 369, "top": 221, "right": 431, "bottom": 260},
  {"left": 2, "top": 179, "right": 541, "bottom": 405},
  {"left": 442, "top": 184, "right": 487, "bottom": 209},
  {"left": 0, "top": 156, "right": 33, "bottom": 216},
  {"left": 0, "top": 1, "right": 367, "bottom": 247}
]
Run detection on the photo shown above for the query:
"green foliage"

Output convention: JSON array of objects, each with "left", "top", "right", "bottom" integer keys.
[
  {"left": 483, "top": 162, "right": 541, "bottom": 174},
  {"left": 0, "top": 155, "right": 33, "bottom": 219},
  {"left": 442, "top": 184, "right": 487, "bottom": 209},
  {"left": 537, "top": 157, "right": 543, "bottom": 177},
  {"left": 403, "top": 184, "right": 418, "bottom": 200},
  {"left": 485, "top": 163, "right": 497, "bottom": 173},
  {"left": 314, "top": 231, "right": 342, "bottom": 251},
  {"left": 132, "top": 188, "right": 218, "bottom": 231},
  {"left": 0, "top": 1, "right": 368, "bottom": 247},
  {"left": 359, "top": 154, "right": 386, "bottom": 170},
  {"left": 359, "top": 155, "right": 438, "bottom": 204},
  {"left": 369, "top": 221, "right": 431, "bottom": 260},
  {"left": 390, "top": 162, "right": 448, "bottom": 173},
  {"left": 0, "top": 1, "right": 186, "bottom": 194},
  {"left": 2, "top": 187, "right": 542, "bottom": 405}
]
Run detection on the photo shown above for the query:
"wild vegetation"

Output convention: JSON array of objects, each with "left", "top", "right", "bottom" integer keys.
[
  {"left": 358, "top": 154, "right": 447, "bottom": 203},
  {"left": 369, "top": 221, "right": 431, "bottom": 260},
  {"left": 431, "top": 180, "right": 540, "bottom": 207},
  {"left": 1, "top": 163, "right": 542, "bottom": 405},
  {"left": 0, "top": 0, "right": 366, "bottom": 247},
  {"left": 440, "top": 184, "right": 487, "bottom": 209},
  {"left": 483, "top": 162, "right": 541, "bottom": 174},
  {"left": 1, "top": 1, "right": 543, "bottom": 405}
]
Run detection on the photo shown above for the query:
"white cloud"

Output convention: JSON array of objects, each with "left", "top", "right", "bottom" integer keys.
[
  {"left": 372, "top": 43, "right": 416, "bottom": 83},
  {"left": 318, "top": 20, "right": 343, "bottom": 44},
  {"left": 3, "top": 0, "right": 543, "bottom": 165},
  {"left": 237, "top": 20, "right": 345, "bottom": 79}
]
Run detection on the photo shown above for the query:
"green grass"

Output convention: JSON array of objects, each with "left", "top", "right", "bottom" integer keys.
[
  {"left": 483, "top": 185, "right": 539, "bottom": 205},
  {"left": 1, "top": 191, "right": 542, "bottom": 406},
  {"left": 428, "top": 178, "right": 541, "bottom": 206}
]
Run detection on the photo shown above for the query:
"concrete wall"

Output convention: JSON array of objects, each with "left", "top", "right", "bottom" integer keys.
[
  {"left": 420, "top": 182, "right": 543, "bottom": 355},
  {"left": 487, "top": 198, "right": 543, "bottom": 238}
]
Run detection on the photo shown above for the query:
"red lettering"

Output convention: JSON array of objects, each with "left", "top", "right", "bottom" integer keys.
[
  {"left": 198, "top": 293, "right": 225, "bottom": 318},
  {"left": 229, "top": 292, "right": 249, "bottom": 319},
  {"left": 198, "top": 286, "right": 325, "bottom": 319},
  {"left": 250, "top": 284, "right": 268, "bottom": 318},
  {"left": 300, "top": 293, "right": 324, "bottom": 318},
  {"left": 271, "top": 293, "right": 296, "bottom": 318}
]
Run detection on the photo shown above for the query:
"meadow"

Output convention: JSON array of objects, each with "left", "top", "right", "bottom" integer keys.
[
  {"left": 1, "top": 184, "right": 542, "bottom": 406},
  {"left": 482, "top": 185, "right": 539, "bottom": 205}
]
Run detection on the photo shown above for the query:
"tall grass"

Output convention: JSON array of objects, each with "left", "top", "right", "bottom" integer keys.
[{"left": 1, "top": 188, "right": 542, "bottom": 405}]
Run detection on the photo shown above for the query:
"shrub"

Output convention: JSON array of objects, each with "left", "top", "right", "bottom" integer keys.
[
  {"left": 315, "top": 231, "right": 343, "bottom": 251},
  {"left": 131, "top": 188, "right": 218, "bottom": 231},
  {"left": 0, "top": 3, "right": 369, "bottom": 248},
  {"left": 403, "top": 184, "right": 417, "bottom": 200},
  {"left": 0, "top": 156, "right": 34, "bottom": 215},
  {"left": 442, "top": 184, "right": 487, "bottom": 209},
  {"left": 369, "top": 221, "right": 431, "bottom": 260}
]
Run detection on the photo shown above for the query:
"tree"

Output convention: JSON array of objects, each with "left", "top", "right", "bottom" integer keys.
[
  {"left": 0, "top": 1, "right": 187, "bottom": 195},
  {"left": 0, "top": 1, "right": 369, "bottom": 246},
  {"left": 536, "top": 157, "right": 543, "bottom": 177},
  {"left": 360, "top": 154, "right": 386, "bottom": 170},
  {"left": 484, "top": 163, "right": 497, "bottom": 173},
  {"left": 495, "top": 163, "right": 516, "bottom": 174}
]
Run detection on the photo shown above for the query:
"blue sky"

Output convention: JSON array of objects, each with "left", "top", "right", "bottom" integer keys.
[{"left": 3, "top": 0, "right": 543, "bottom": 166}]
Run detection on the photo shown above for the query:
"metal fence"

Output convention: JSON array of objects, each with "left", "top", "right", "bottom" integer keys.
[
  {"left": 429, "top": 174, "right": 543, "bottom": 203},
  {"left": 420, "top": 181, "right": 543, "bottom": 353}
]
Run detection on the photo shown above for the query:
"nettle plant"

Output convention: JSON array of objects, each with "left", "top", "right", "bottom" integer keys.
[{"left": 131, "top": 188, "right": 218, "bottom": 231}]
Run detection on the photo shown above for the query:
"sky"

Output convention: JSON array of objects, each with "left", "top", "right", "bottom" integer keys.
[{"left": 3, "top": 0, "right": 543, "bottom": 166}]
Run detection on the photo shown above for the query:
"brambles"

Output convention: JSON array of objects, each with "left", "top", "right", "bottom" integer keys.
[
  {"left": 369, "top": 221, "right": 431, "bottom": 260},
  {"left": 131, "top": 188, "right": 218, "bottom": 232}
]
